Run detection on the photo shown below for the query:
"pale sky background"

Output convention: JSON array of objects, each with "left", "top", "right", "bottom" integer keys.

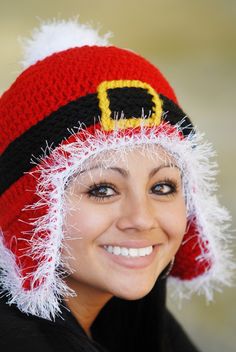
[{"left": 0, "top": 1, "right": 235, "bottom": 351}]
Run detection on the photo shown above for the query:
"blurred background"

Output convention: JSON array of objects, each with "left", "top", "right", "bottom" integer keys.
[{"left": 0, "top": 0, "right": 235, "bottom": 351}]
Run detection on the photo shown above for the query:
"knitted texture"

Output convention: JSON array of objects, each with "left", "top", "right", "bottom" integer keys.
[
  {"left": 0, "top": 46, "right": 177, "bottom": 154},
  {"left": 0, "top": 41, "right": 233, "bottom": 319},
  {"left": 0, "top": 46, "right": 186, "bottom": 291}
]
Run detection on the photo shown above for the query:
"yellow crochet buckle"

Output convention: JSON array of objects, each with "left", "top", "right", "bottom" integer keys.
[{"left": 97, "top": 80, "right": 163, "bottom": 131}]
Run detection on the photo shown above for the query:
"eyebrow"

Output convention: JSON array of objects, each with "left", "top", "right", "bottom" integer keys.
[{"left": 79, "top": 163, "right": 179, "bottom": 179}]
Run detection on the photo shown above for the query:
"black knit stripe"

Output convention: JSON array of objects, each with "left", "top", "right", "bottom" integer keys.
[
  {"left": 0, "top": 93, "right": 100, "bottom": 196},
  {"left": 0, "top": 92, "right": 193, "bottom": 196},
  {"left": 107, "top": 87, "right": 155, "bottom": 118},
  {"left": 160, "top": 95, "right": 194, "bottom": 136}
]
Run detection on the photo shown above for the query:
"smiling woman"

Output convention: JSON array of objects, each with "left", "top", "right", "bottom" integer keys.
[
  {"left": 62, "top": 148, "right": 186, "bottom": 334},
  {"left": 0, "top": 18, "right": 233, "bottom": 352}
]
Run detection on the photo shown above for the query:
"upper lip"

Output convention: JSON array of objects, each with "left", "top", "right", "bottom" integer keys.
[{"left": 100, "top": 240, "right": 159, "bottom": 248}]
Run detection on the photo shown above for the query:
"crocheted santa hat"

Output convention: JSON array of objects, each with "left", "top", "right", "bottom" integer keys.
[{"left": 0, "top": 18, "right": 233, "bottom": 319}]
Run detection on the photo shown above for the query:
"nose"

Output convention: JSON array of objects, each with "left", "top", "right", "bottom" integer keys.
[{"left": 116, "top": 196, "right": 158, "bottom": 232}]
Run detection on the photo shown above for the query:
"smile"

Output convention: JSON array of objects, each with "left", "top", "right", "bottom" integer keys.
[
  {"left": 103, "top": 245, "right": 153, "bottom": 257},
  {"left": 101, "top": 244, "right": 158, "bottom": 269}
]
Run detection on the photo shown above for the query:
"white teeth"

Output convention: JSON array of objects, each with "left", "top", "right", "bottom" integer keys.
[
  {"left": 120, "top": 247, "right": 129, "bottom": 256},
  {"left": 139, "top": 247, "right": 148, "bottom": 256},
  {"left": 113, "top": 246, "right": 121, "bottom": 255},
  {"left": 103, "top": 245, "right": 153, "bottom": 257},
  {"left": 107, "top": 245, "right": 113, "bottom": 253},
  {"left": 129, "top": 248, "right": 138, "bottom": 257}
]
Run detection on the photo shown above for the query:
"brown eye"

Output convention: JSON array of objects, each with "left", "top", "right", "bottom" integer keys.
[
  {"left": 87, "top": 183, "right": 117, "bottom": 200},
  {"left": 152, "top": 181, "right": 177, "bottom": 195}
]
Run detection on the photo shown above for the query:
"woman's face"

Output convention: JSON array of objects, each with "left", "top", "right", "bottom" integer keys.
[{"left": 63, "top": 146, "right": 187, "bottom": 300}]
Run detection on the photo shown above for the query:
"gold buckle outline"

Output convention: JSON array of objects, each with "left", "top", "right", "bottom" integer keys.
[{"left": 97, "top": 80, "right": 163, "bottom": 131}]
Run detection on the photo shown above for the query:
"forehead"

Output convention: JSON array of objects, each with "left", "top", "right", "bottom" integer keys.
[{"left": 81, "top": 144, "right": 175, "bottom": 170}]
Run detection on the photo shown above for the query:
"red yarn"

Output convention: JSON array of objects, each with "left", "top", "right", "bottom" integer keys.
[
  {"left": 0, "top": 45, "right": 210, "bottom": 292},
  {"left": 0, "top": 46, "right": 178, "bottom": 155},
  {"left": 171, "top": 221, "right": 212, "bottom": 280}
]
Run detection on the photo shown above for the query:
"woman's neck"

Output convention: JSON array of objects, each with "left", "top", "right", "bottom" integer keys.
[{"left": 64, "top": 276, "right": 113, "bottom": 338}]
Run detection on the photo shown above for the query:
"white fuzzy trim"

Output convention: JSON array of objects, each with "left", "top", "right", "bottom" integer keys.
[
  {"left": 168, "top": 200, "right": 234, "bottom": 303},
  {"left": 0, "top": 230, "right": 74, "bottom": 320},
  {"left": 19, "top": 17, "right": 112, "bottom": 69},
  {"left": 0, "top": 120, "right": 234, "bottom": 319}
]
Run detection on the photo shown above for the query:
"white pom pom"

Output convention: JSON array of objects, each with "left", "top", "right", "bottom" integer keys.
[{"left": 19, "top": 18, "right": 112, "bottom": 69}]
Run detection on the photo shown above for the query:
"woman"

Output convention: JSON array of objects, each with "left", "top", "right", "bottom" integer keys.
[{"left": 0, "top": 19, "right": 233, "bottom": 352}]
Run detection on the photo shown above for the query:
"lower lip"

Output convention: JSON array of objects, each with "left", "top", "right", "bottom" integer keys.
[{"left": 100, "top": 245, "right": 158, "bottom": 269}]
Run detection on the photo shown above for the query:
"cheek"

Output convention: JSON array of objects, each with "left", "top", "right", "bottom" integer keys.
[
  {"left": 157, "top": 198, "right": 187, "bottom": 244},
  {"left": 63, "top": 199, "right": 114, "bottom": 242}
]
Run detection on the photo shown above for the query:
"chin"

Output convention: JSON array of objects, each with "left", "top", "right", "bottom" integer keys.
[{"left": 112, "top": 281, "right": 155, "bottom": 301}]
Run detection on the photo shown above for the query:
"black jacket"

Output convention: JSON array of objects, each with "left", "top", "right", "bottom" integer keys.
[{"left": 0, "top": 279, "right": 200, "bottom": 352}]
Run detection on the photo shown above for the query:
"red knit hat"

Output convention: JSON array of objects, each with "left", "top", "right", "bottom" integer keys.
[{"left": 0, "top": 19, "right": 233, "bottom": 319}]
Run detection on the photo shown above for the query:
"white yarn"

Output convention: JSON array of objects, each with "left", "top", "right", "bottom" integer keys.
[
  {"left": 0, "top": 120, "right": 234, "bottom": 319},
  {"left": 19, "top": 18, "right": 112, "bottom": 69}
]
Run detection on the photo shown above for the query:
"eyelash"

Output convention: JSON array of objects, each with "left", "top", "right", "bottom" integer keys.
[{"left": 86, "top": 178, "right": 178, "bottom": 202}]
